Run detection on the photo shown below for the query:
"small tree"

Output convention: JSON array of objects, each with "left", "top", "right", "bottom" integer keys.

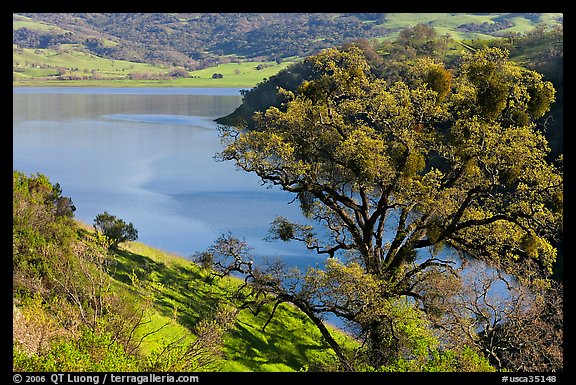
[
  {"left": 93, "top": 212, "right": 138, "bottom": 250},
  {"left": 168, "top": 67, "right": 189, "bottom": 78}
]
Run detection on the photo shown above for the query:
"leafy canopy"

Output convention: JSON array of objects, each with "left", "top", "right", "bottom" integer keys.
[
  {"left": 220, "top": 46, "right": 561, "bottom": 279},
  {"left": 93, "top": 212, "right": 138, "bottom": 250},
  {"left": 216, "top": 45, "right": 562, "bottom": 369}
]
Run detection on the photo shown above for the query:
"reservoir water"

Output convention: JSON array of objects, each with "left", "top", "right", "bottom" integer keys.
[{"left": 13, "top": 87, "right": 321, "bottom": 268}]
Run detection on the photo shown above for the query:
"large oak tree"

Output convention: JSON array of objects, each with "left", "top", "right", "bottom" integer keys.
[{"left": 213, "top": 45, "right": 562, "bottom": 369}]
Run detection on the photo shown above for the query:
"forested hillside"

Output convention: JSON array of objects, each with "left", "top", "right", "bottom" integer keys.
[{"left": 13, "top": 13, "right": 562, "bottom": 69}]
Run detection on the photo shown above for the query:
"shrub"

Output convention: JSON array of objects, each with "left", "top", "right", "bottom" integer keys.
[{"left": 93, "top": 212, "right": 138, "bottom": 250}]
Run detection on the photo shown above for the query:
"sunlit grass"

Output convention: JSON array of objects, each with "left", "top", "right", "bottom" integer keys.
[
  {"left": 13, "top": 46, "right": 297, "bottom": 88},
  {"left": 110, "top": 240, "right": 357, "bottom": 371}
]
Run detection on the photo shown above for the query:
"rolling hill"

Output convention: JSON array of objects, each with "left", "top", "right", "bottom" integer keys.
[{"left": 13, "top": 13, "right": 562, "bottom": 71}]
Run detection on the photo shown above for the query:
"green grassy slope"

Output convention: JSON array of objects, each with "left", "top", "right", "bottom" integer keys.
[
  {"left": 371, "top": 13, "right": 562, "bottom": 41},
  {"left": 109, "top": 241, "right": 356, "bottom": 372},
  {"left": 12, "top": 169, "right": 356, "bottom": 372},
  {"left": 13, "top": 46, "right": 295, "bottom": 88},
  {"left": 13, "top": 14, "right": 69, "bottom": 33}
]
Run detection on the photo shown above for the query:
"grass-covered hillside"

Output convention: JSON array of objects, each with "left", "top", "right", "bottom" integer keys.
[
  {"left": 12, "top": 170, "right": 356, "bottom": 372},
  {"left": 13, "top": 13, "right": 563, "bottom": 65},
  {"left": 378, "top": 13, "right": 562, "bottom": 40},
  {"left": 12, "top": 45, "right": 296, "bottom": 88}
]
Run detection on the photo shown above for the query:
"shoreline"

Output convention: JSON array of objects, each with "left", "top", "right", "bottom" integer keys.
[{"left": 13, "top": 80, "right": 258, "bottom": 89}]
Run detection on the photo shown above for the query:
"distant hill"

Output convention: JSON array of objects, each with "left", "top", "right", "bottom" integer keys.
[{"left": 13, "top": 13, "right": 563, "bottom": 69}]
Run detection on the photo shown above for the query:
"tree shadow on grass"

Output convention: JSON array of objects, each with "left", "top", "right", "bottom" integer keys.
[
  {"left": 106, "top": 245, "right": 338, "bottom": 370},
  {"left": 108, "top": 247, "right": 227, "bottom": 329},
  {"left": 225, "top": 315, "right": 332, "bottom": 371}
]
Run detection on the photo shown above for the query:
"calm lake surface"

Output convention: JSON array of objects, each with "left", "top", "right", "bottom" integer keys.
[{"left": 13, "top": 87, "right": 320, "bottom": 268}]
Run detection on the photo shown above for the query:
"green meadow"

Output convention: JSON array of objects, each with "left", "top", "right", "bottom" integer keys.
[
  {"left": 108, "top": 240, "right": 356, "bottom": 371},
  {"left": 379, "top": 13, "right": 563, "bottom": 40},
  {"left": 13, "top": 46, "right": 296, "bottom": 88}
]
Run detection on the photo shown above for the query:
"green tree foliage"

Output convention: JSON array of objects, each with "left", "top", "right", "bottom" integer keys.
[
  {"left": 93, "top": 211, "right": 138, "bottom": 250},
  {"left": 214, "top": 45, "right": 562, "bottom": 370},
  {"left": 13, "top": 327, "right": 141, "bottom": 371},
  {"left": 13, "top": 171, "right": 78, "bottom": 288}
]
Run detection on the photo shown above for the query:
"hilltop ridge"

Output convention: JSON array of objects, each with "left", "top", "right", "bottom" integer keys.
[{"left": 14, "top": 13, "right": 562, "bottom": 69}]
